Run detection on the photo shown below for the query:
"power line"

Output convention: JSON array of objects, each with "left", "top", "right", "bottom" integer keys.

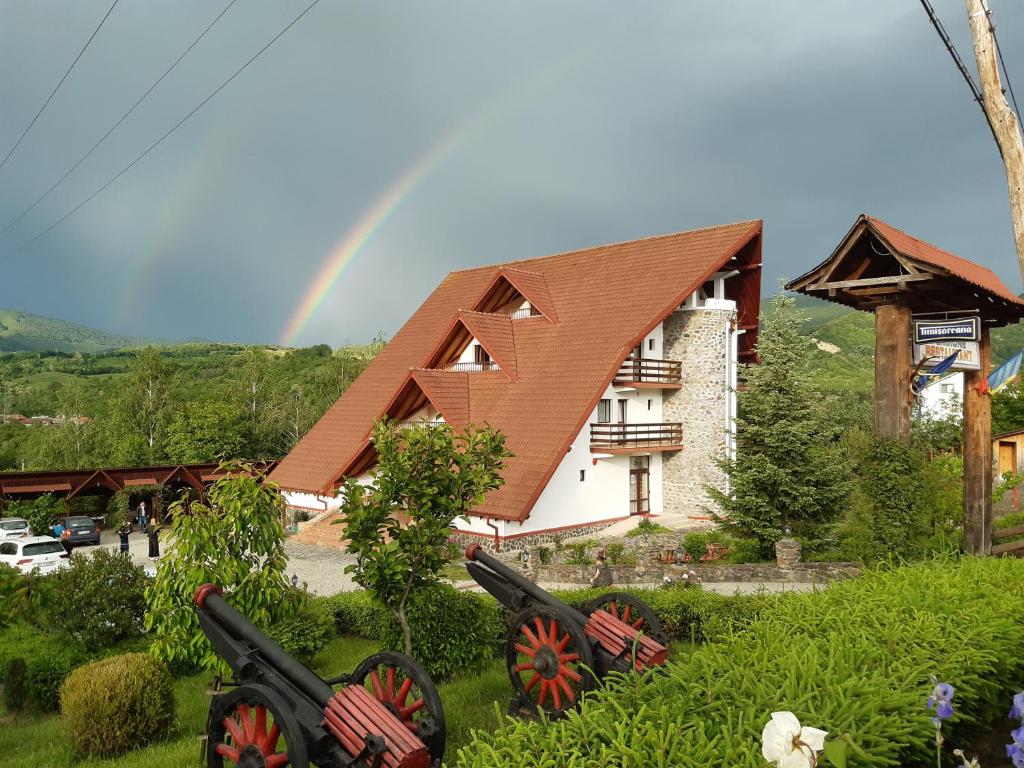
[
  {"left": 918, "top": 0, "right": 999, "bottom": 144},
  {"left": 1, "top": 0, "right": 321, "bottom": 261},
  {"left": 0, "top": 0, "right": 239, "bottom": 237},
  {"left": 0, "top": 0, "right": 120, "bottom": 174}
]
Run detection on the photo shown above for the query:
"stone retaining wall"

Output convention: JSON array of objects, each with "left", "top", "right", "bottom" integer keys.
[
  {"left": 447, "top": 518, "right": 623, "bottom": 554},
  {"left": 537, "top": 561, "right": 861, "bottom": 585}
]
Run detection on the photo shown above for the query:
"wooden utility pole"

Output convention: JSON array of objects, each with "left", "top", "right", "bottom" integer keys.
[
  {"left": 967, "top": 0, "right": 1024, "bottom": 280},
  {"left": 963, "top": 327, "right": 993, "bottom": 554},
  {"left": 874, "top": 305, "right": 913, "bottom": 441}
]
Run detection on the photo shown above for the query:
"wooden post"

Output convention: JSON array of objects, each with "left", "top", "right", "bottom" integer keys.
[
  {"left": 967, "top": 0, "right": 1024, "bottom": 280},
  {"left": 874, "top": 304, "right": 912, "bottom": 441},
  {"left": 963, "top": 327, "right": 993, "bottom": 554}
]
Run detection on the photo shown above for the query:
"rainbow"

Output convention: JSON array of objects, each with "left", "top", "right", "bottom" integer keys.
[{"left": 279, "top": 48, "right": 590, "bottom": 347}]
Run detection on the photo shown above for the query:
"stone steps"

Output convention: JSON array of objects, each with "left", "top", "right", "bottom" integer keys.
[{"left": 290, "top": 512, "right": 346, "bottom": 550}]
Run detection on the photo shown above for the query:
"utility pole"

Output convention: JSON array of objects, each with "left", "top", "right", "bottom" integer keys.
[{"left": 967, "top": 0, "right": 1024, "bottom": 281}]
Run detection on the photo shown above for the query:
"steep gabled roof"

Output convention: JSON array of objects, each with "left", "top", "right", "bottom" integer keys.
[
  {"left": 475, "top": 268, "right": 559, "bottom": 322},
  {"left": 271, "top": 220, "right": 764, "bottom": 521},
  {"left": 457, "top": 311, "right": 517, "bottom": 379},
  {"left": 410, "top": 369, "right": 470, "bottom": 427}
]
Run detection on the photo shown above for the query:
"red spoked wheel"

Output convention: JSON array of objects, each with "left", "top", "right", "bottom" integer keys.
[
  {"left": 581, "top": 592, "right": 667, "bottom": 644},
  {"left": 347, "top": 651, "right": 446, "bottom": 767},
  {"left": 506, "top": 604, "right": 594, "bottom": 716},
  {"left": 207, "top": 685, "right": 308, "bottom": 768}
]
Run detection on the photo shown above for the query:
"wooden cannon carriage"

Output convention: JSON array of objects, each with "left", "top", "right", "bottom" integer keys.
[
  {"left": 463, "top": 544, "right": 668, "bottom": 716},
  {"left": 194, "top": 584, "right": 445, "bottom": 768}
]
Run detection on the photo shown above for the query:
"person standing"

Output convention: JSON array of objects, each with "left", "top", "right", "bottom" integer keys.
[
  {"left": 117, "top": 520, "right": 132, "bottom": 555},
  {"left": 136, "top": 501, "right": 147, "bottom": 531},
  {"left": 147, "top": 517, "right": 161, "bottom": 561}
]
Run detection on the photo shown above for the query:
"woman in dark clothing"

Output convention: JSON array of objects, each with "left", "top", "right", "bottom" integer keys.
[
  {"left": 117, "top": 521, "right": 132, "bottom": 554},
  {"left": 147, "top": 517, "right": 161, "bottom": 560}
]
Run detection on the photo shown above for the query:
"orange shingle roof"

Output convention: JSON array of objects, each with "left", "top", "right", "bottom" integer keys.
[
  {"left": 271, "top": 220, "right": 764, "bottom": 521},
  {"left": 865, "top": 215, "right": 1024, "bottom": 306},
  {"left": 457, "top": 311, "right": 517, "bottom": 379}
]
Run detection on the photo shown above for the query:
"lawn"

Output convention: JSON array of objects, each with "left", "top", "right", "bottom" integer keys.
[{"left": 0, "top": 637, "right": 511, "bottom": 768}]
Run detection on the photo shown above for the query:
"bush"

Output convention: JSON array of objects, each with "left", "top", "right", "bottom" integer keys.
[
  {"left": 996, "top": 510, "right": 1024, "bottom": 530},
  {"left": 47, "top": 548, "right": 149, "bottom": 650},
  {"left": 4, "top": 493, "right": 63, "bottom": 537},
  {"left": 322, "top": 591, "right": 389, "bottom": 638},
  {"left": 379, "top": 583, "right": 503, "bottom": 682},
  {"left": 457, "top": 557, "right": 1024, "bottom": 768},
  {"left": 536, "top": 546, "right": 552, "bottom": 565},
  {"left": 626, "top": 518, "right": 670, "bottom": 538},
  {"left": 0, "top": 624, "right": 89, "bottom": 712},
  {"left": 61, "top": 653, "right": 174, "bottom": 757},
  {"left": 2, "top": 657, "right": 29, "bottom": 711},
  {"left": 267, "top": 595, "right": 335, "bottom": 662},
  {"left": 565, "top": 542, "right": 592, "bottom": 565},
  {"left": 603, "top": 542, "right": 635, "bottom": 565}
]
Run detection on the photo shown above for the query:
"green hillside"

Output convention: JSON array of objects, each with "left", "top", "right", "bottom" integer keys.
[
  {"left": 0, "top": 308, "right": 163, "bottom": 353},
  {"left": 786, "top": 293, "right": 1024, "bottom": 392}
]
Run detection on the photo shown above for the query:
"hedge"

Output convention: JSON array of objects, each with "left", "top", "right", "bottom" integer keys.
[
  {"left": 456, "top": 557, "right": 1024, "bottom": 767},
  {"left": 0, "top": 624, "right": 90, "bottom": 712},
  {"left": 61, "top": 653, "right": 174, "bottom": 756}
]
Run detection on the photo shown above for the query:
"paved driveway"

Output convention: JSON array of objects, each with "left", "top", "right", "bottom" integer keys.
[{"left": 95, "top": 531, "right": 358, "bottom": 596}]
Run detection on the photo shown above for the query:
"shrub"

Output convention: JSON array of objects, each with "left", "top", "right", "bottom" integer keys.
[
  {"left": 536, "top": 546, "right": 552, "bottom": 565},
  {"left": 457, "top": 557, "right": 1024, "bottom": 768},
  {"left": 2, "top": 657, "right": 29, "bottom": 711},
  {"left": 719, "top": 536, "right": 764, "bottom": 564},
  {"left": 565, "top": 542, "right": 592, "bottom": 565},
  {"left": 626, "top": 518, "right": 670, "bottom": 538},
  {"left": 322, "top": 591, "right": 389, "bottom": 638},
  {"left": 996, "top": 510, "right": 1024, "bottom": 530},
  {"left": 604, "top": 542, "right": 636, "bottom": 566},
  {"left": 0, "top": 624, "right": 89, "bottom": 711},
  {"left": 61, "top": 653, "right": 174, "bottom": 757},
  {"left": 47, "top": 548, "right": 148, "bottom": 650},
  {"left": 0, "top": 563, "right": 55, "bottom": 628},
  {"left": 5, "top": 493, "right": 63, "bottom": 537},
  {"left": 378, "top": 583, "right": 503, "bottom": 682},
  {"left": 267, "top": 595, "right": 335, "bottom": 662}
]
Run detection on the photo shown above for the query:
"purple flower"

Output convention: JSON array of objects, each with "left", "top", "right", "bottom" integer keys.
[
  {"left": 927, "top": 681, "right": 955, "bottom": 722},
  {"left": 1008, "top": 743, "right": 1024, "bottom": 768},
  {"left": 1010, "top": 692, "right": 1024, "bottom": 720}
]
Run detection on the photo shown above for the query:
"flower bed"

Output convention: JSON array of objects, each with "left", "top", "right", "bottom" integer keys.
[{"left": 455, "top": 557, "right": 1024, "bottom": 767}]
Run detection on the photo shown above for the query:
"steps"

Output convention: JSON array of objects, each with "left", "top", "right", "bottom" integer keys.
[{"left": 290, "top": 510, "right": 347, "bottom": 550}]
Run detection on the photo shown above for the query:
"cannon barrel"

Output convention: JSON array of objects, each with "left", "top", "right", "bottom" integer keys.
[
  {"left": 194, "top": 584, "right": 335, "bottom": 707},
  {"left": 464, "top": 543, "right": 591, "bottom": 626}
]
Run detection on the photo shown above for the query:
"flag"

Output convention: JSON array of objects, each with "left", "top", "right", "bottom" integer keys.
[
  {"left": 914, "top": 350, "right": 961, "bottom": 393},
  {"left": 989, "top": 350, "right": 1024, "bottom": 393}
]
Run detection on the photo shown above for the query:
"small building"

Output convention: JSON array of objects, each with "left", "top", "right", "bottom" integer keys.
[
  {"left": 271, "top": 220, "right": 763, "bottom": 549},
  {"left": 919, "top": 372, "right": 964, "bottom": 420},
  {"left": 994, "top": 429, "right": 1024, "bottom": 479}
]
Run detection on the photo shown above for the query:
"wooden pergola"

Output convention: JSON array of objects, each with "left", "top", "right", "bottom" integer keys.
[{"left": 787, "top": 214, "right": 1024, "bottom": 554}]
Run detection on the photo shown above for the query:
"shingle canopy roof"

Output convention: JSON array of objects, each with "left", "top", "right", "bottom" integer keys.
[{"left": 271, "top": 220, "right": 763, "bottom": 521}]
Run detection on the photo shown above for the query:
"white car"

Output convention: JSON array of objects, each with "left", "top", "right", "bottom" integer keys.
[
  {"left": 0, "top": 536, "right": 70, "bottom": 575},
  {"left": 0, "top": 518, "right": 31, "bottom": 540}
]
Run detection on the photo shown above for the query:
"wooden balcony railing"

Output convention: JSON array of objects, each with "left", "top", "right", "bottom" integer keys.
[
  {"left": 508, "top": 306, "right": 542, "bottom": 320},
  {"left": 590, "top": 422, "right": 683, "bottom": 452},
  {"left": 445, "top": 360, "right": 499, "bottom": 372},
  {"left": 614, "top": 357, "right": 682, "bottom": 387}
]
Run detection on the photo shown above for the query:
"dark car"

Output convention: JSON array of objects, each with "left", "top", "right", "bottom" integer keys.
[{"left": 61, "top": 515, "right": 101, "bottom": 548}]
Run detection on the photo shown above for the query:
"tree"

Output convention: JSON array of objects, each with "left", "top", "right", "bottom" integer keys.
[
  {"left": 709, "top": 294, "right": 851, "bottom": 553},
  {"left": 145, "top": 462, "right": 290, "bottom": 671},
  {"left": 25, "top": 380, "right": 96, "bottom": 470},
  {"left": 338, "top": 420, "right": 510, "bottom": 655},
  {"left": 164, "top": 400, "right": 247, "bottom": 464},
  {"left": 110, "top": 347, "right": 175, "bottom": 463},
  {"left": 992, "top": 379, "right": 1024, "bottom": 436}
]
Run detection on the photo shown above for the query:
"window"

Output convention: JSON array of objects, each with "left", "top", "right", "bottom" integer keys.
[
  {"left": 941, "top": 384, "right": 953, "bottom": 394},
  {"left": 617, "top": 399, "right": 628, "bottom": 423},
  {"left": 474, "top": 344, "right": 491, "bottom": 365},
  {"left": 0, "top": 543, "right": 15, "bottom": 556},
  {"left": 597, "top": 399, "right": 611, "bottom": 423},
  {"left": 24, "top": 541, "right": 65, "bottom": 556},
  {"left": 648, "top": 338, "right": 655, "bottom": 351},
  {"left": 0, "top": 520, "right": 27, "bottom": 531},
  {"left": 579, "top": 469, "right": 586, "bottom": 482}
]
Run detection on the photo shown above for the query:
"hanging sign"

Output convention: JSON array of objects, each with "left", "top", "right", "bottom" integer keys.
[
  {"left": 913, "top": 316, "right": 980, "bottom": 344},
  {"left": 913, "top": 339, "right": 981, "bottom": 371}
]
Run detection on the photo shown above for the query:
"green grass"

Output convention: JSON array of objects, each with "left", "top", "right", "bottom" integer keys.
[{"left": 0, "top": 636, "right": 513, "bottom": 768}]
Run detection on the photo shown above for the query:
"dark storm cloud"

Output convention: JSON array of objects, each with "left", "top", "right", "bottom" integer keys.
[{"left": 0, "top": 1, "right": 1021, "bottom": 345}]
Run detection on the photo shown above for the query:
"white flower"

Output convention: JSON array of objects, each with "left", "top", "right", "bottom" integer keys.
[{"left": 761, "top": 711, "right": 828, "bottom": 768}]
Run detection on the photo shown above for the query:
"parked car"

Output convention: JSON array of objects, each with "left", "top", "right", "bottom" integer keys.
[
  {"left": 0, "top": 536, "right": 70, "bottom": 574},
  {"left": 60, "top": 515, "right": 101, "bottom": 548},
  {"left": 0, "top": 518, "right": 31, "bottom": 541}
]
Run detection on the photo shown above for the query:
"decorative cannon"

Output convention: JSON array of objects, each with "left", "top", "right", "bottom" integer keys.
[
  {"left": 194, "top": 584, "right": 445, "bottom": 768},
  {"left": 463, "top": 544, "right": 668, "bottom": 716}
]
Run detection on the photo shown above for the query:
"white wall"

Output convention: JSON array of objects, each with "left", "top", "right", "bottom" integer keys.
[
  {"left": 282, "top": 490, "right": 339, "bottom": 513},
  {"left": 920, "top": 373, "right": 964, "bottom": 420}
]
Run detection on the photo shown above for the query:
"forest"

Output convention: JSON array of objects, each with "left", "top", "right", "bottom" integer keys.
[{"left": 0, "top": 340, "right": 384, "bottom": 471}]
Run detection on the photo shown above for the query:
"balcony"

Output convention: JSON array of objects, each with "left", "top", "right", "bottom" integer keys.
[
  {"left": 590, "top": 422, "right": 683, "bottom": 454},
  {"left": 613, "top": 357, "right": 682, "bottom": 389},
  {"left": 445, "top": 360, "right": 499, "bottom": 373}
]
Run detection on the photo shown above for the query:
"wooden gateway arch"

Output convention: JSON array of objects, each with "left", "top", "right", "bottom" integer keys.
[{"left": 787, "top": 214, "right": 1024, "bottom": 555}]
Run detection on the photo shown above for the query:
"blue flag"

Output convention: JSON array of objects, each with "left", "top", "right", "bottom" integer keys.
[
  {"left": 914, "top": 351, "right": 961, "bottom": 394},
  {"left": 989, "top": 350, "right": 1024, "bottom": 393}
]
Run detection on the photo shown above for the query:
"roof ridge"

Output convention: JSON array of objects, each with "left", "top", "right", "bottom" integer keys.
[
  {"left": 866, "top": 214, "right": 1000, "bottom": 275},
  {"left": 446, "top": 219, "right": 762, "bottom": 276}
]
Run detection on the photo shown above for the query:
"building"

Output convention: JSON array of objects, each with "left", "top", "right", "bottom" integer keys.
[
  {"left": 271, "top": 220, "right": 763, "bottom": 549},
  {"left": 919, "top": 372, "right": 963, "bottom": 420}
]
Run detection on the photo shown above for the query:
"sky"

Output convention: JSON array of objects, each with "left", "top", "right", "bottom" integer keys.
[{"left": 1, "top": 1, "right": 1022, "bottom": 347}]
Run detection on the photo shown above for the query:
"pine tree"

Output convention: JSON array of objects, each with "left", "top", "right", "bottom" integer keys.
[{"left": 708, "top": 294, "right": 851, "bottom": 553}]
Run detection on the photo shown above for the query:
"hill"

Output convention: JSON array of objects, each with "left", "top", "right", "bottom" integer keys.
[
  {"left": 0, "top": 308, "right": 164, "bottom": 353},
  {"left": 787, "top": 293, "right": 1024, "bottom": 392}
]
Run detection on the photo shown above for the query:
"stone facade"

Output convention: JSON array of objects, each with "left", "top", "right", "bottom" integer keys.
[
  {"left": 537, "top": 562, "right": 861, "bottom": 585},
  {"left": 662, "top": 307, "right": 734, "bottom": 515},
  {"left": 447, "top": 518, "right": 623, "bottom": 554}
]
